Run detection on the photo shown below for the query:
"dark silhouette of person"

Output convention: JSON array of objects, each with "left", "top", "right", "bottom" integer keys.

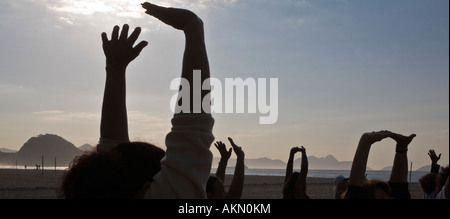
[
  {"left": 207, "top": 137, "right": 245, "bottom": 199},
  {"left": 345, "top": 131, "right": 416, "bottom": 199},
  {"left": 60, "top": 2, "right": 214, "bottom": 199},
  {"left": 283, "top": 146, "right": 309, "bottom": 199}
]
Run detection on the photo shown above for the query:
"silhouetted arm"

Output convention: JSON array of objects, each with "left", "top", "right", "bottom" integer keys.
[
  {"left": 428, "top": 149, "right": 441, "bottom": 173},
  {"left": 142, "top": 3, "right": 214, "bottom": 199},
  {"left": 297, "top": 146, "right": 308, "bottom": 191},
  {"left": 214, "top": 141, "right": 232, "bottom": 183},
  {"left": 389, "top": 133, "right": 416, "bottom": 183},
  {"left": 348, "top": 131, "right": 392, "bottom": 187},
  {"left": 99, "top": 24, "right": 147, "bottom": 149},
  {"left": 226, "top": 137, "right": 245, "bottom": 199},
  {"left": 142, "top": 2, "right": 210, "bottom": 114},
  {"left": 285, "top": 147, "right": 301, "bottom": 183}
]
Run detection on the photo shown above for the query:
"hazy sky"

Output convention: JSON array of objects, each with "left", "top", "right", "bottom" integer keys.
[{"left": 0, "top": 0, "right": 448, "bottom": 170}]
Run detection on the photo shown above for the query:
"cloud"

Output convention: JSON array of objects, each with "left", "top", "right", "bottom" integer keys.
[
  {"left": 41, "top": 0, "right": 237, "bottom": 18},
  {"left": 46, "top": 0, "right": 122, "bottom": 16},
  {"left": 33, "top": 110, "right": 100, "bottom": 122},
  {"left": 128, "top": 110, "right": 164, "bottom": 124},
  {"left": 0, "top": 84, "right": 33, "bottom": 95}
]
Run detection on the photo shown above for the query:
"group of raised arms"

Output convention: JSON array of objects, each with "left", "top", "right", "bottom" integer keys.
[
  {"left": 288, "top": 132, "right": 449, "bottom": 200},
  {"left": 57, "top": 2, "right": 449, "bottom": 200}
]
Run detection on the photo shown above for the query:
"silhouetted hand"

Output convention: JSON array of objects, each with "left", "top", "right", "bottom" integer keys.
[
  {"left": 428, "top": 149, "right": 441, "bottom": 164},
  {"left": 228, "top": 137, "right": 245, "bottom": 159},
  {"left": 142, "top": 2, "right": 200, "bottom": 31},
  {"left": 390, "top": 133, "right": 416, "bottom": 151},
  {"left": 299, "top": 146, "right": 306, "bottom": 154},
  {"left": 214, "top": 141, "right": 232, "bottom": 161},
  {"left": 360, "top": 130, "right": 393, "bottom": 145},
  {"left": 101, "top": 24, "right": 148, "bottom": 70},
  {"left": 290, "top": 146, "right": 302, "bottom": 156}
]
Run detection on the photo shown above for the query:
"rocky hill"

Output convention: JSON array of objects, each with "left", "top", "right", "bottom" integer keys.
[{"left": 0, "top": 134, "right": 83, "bottom": 167}]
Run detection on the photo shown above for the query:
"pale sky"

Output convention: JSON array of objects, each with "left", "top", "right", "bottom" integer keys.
[{"left": 0, "top": 0, "right": 448, "bottom": 170}]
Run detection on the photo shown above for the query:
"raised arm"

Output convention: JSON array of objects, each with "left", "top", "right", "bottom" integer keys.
[
  {"left": 348, "top": 131, "right": 393, "bottom": 187},
  {"left": 297, "top": 146, "right": 308, "bottom": 188},
  {"left": 142, "top": 2, "right": 214, "bottom": 199},
  {"left": 388, "top": 133, "right": 416, "bottom": 183},
  {"left": 428, "top": 149, "right": 441, "bottom": 173},
  {"left": 214, "top": 141, "right": 232, "bottom": 182},
  {"left": 285, "top": 147, "right": 301, "bottom": 183},
  {"left": 226, "top": 137, "right": 245, "bottom": 199},
  {"left": 142, "top": 2, "right": 210, "bottom": 114},
  {"left": 99, "top": 24, "right": 148, "bottom": 150}
]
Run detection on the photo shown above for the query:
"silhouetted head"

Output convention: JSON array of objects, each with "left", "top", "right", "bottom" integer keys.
[
  {"left": 206, "top": 175, "right": 226, "bottom": 199},
  {"left": 364, "top": 179, "right": 390, "bottom": 199},
  {"left": 59, "top": 142, "right": 165, "bottom": 199},
  {"left": 419, "top": 173, "right": 437, "bottom": 195},
  {"left": 334, "top": 175, "right": 349, "bottom": 199}
]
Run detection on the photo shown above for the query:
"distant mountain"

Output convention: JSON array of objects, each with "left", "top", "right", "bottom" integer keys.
[
  {"left": 0, "top": 148, "right": 17, "bottom": 153},
  {"left": 298, "top": 155, "right": 354, "bottom": 170},
  {"left": 212, "top": 157, "right": 286, "bottom": 169},
  {"left": 381, "top": 166, "right": 392, "bottom": 171},
  {"left": 212, "top": 154, "right": 363, "bottom": 170},
  {"left": 416, "top": 165, "right": 431, "bottom": 172},
  {"left": 79, "top": 144, "right": 95, "bottom": 151},
  {"left": 0, "top": 134, "right": 83, "bottom": 167}
]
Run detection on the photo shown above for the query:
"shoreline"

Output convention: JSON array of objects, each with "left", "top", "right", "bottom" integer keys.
[{"left": 0, "top": 169, "right": 424, "bottom": 199}]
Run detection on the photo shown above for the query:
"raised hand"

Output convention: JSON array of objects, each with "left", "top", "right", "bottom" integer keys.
[
  {"left": 428, "top": 149, "right": 441, "bottom": 164},
  {"left": 290, "top": 146, "right": 302, "bottom": 156},
  {"left": 142, "top": 2, "right": 201, "bottom": 31},
  {"left": 228, "top": 137, "right": 245, "bottom": 159},
  {"left": 360, "top": 130, "right": 393, "bottom": 145},
  {"left": 101, "top": 24, "right": 148, "bottom": 70},
  {"left": 214, "top": 141, "right": 232, "bottom": 161},
  {"left": 299, "top": 146, "right": 306, "bottom": 153},
  {"left": 390, "top": 133, "right": 416, "bottom": 151}
]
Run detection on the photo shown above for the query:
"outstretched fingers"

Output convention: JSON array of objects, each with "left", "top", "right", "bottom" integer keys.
[
  {"left": 133, "top": 41, "right": 149, "bottom": 57},
  {"left": 102, "top": 24, "right": 148, "bottom": 70},
  {"left": 119, "top": 24, "right": 130, "bottom": 42},
  {"left": 228, "top": 137, "right": 245, "bottom": 158},
  {"left": 111, "top": 25, "right": 120, "bottom": 41},
  {"left": 128, "top": 27, "right": 142, "bottom": 46},
  {"left": 228, "top": 137, "right": 237, "bottom": 148}
]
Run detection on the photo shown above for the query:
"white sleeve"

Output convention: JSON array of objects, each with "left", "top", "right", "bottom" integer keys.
[
  {"left": 146, "top": 114, "right": 214, "bottom": 199},
  {"left": 436, "top": 186, "right": 446, "bottom": 199}
]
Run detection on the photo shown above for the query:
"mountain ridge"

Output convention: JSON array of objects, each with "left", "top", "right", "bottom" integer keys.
[{"left": 1, "top": 134, "right": 432, "bottom": 171}]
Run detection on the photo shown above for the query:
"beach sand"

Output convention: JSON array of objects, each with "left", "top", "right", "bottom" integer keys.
[{"left": 0, "top": 169, "right": 424, "bottom": 199}]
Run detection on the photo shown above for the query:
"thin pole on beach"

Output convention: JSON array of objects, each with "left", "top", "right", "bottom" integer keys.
[
  {"left": 54, "top": 157, "right": 56, "bottom": 171},
  {"left": 41, "top": 156, "right": 44, "bottom": 175},
  {"left": 409, "top": 162, "right": 413, "bottom": 184}
]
